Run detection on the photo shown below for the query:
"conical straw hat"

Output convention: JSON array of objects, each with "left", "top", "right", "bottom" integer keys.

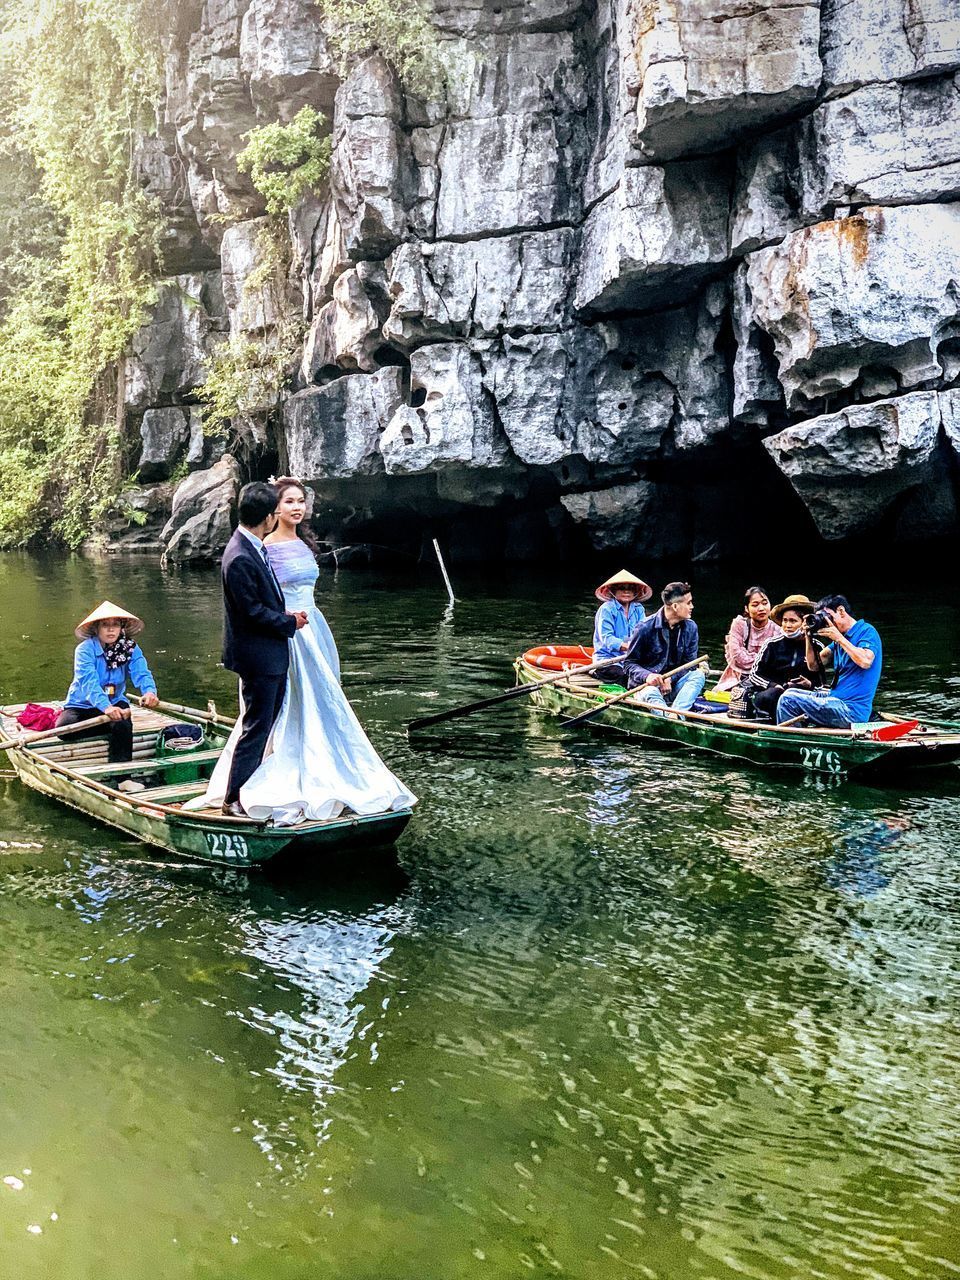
[
  {"left": 594, "top": 569, "right": 653, "bottom": 603},
  {"left": 74, "top": 600, "right": 144, "bottom": 641}
]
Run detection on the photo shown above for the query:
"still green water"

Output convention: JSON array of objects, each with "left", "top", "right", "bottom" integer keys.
[{"left": 1, "top": 551, "right": 958, "bottom": 1280}]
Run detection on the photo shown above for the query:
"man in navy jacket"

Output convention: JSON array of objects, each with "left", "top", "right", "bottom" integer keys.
[
  {"left": 220, "top": 481, "right": 308, "bottom": 816},
  {"left": 604, "top": 581, "right": 706, "bottom": 713}
]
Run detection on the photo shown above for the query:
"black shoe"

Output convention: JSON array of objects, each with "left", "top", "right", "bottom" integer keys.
[{"left": 221, "top": 800, "right": 246, "bottom": 818}]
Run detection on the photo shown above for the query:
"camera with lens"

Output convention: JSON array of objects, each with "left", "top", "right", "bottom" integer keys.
[{"left": 804, "top": 608, "right": 831, "bottom": 634}]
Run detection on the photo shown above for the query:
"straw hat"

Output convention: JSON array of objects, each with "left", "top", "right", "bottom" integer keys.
[
  {"left": 594, "top": 569, "right": 653, "bottom": 603},
  {"left": 770, "top": 593, "right": 816, "bottom": 623},
  {"left": 74, "top": 600, "right": 144, "bottom": 641}
]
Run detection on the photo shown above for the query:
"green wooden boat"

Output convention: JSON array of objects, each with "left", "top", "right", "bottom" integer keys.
[
  {"left": 515, "top": 652, "right": 960, "bottom": 781},
  {"left": 1, "top": 699, "right": 412, "bottom": 867}
]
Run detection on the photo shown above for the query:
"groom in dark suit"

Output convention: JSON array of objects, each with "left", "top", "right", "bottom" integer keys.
[{"left": 220, "top": 481, "right": 308, "bottom": 817}]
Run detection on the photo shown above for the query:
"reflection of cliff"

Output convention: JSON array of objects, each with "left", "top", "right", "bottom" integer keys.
[{"left": 125, "top": 0, "right": 960, "bottom": 563}]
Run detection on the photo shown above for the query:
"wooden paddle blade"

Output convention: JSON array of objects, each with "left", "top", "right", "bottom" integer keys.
[
  {"left": 872, "top": 719, "right": 919, "bottom": 741},
  {"left": 406, "top": 682, "right": 539, "bottom": 732},
  {"left": 560, "top": 694, "right": 631, "bottom": 727}
]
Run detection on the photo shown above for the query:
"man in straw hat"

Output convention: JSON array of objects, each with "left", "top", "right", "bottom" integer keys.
[
  {"left": 592, "top": 570, "right": 653, "bottom": 663},
  {"left": 55, "top": 601, "right": 160, "bottom": 782},
  {"left": 220, "top": 481, "right": 309, "bottom": 817}
]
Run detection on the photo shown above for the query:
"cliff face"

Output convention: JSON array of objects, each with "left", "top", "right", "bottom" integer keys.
[{"left": 127, "top": 0, "right": 960, "bottom": 563}]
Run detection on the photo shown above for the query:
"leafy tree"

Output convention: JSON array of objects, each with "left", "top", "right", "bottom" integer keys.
[{"left": 0, "top": 0, "right": 163, "bottom": 547}]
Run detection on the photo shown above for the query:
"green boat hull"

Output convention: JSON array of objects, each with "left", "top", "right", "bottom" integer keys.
[
  {"left": 517, "top": 660, "right": 960, "bottom": 781},
  {"left": 4, "top": 702, "right": 412, "bottom": 868}
]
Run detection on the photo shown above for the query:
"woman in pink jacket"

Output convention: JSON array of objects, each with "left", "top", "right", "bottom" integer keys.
[{"left": 715, "top": 586, "right": 782, "bottom": 691}]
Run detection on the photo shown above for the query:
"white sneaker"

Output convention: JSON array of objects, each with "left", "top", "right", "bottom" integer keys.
[{"left": 118, "top": 778, "right": 146, "bottom": 794}]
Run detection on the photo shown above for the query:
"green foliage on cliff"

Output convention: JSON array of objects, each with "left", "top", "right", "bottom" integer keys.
[
  {"left": 238, "top": 107, "right": 332, "bottom": 216},
  {"left": 316, "top": 0, "right": 443, "bottom": 95},
  {"left": 198, "top": 225, "right": 301, "bottom": 438},
  {"left": 0, "top": 0, "right": 163, "bottom": 548}
]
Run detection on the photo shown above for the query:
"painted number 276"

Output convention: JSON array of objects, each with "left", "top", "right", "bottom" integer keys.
[{"left": 800, "top": 746, "right": 842, "bottom": 774}]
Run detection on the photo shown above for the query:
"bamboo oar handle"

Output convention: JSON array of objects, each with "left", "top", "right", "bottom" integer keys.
[
  {"left": 561, "top": 656, "right": 709, "bottom": 727},
  {"left": 0, "top": 711, "right": 114, "bottom": 753},
  {"left": 129, "top": 693, "right": 235, "bottom": 727},
  {"left": 406, "top": 653, "right": 626, "bottom": 732}
]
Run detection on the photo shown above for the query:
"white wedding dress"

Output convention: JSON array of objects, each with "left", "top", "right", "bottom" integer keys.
[{"left": 188, "top": 539, "right": 416, "bottom": 825}]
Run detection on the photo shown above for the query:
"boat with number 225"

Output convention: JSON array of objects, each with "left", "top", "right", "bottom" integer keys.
[{"left": 0, "top": 698, "right": 412, "bottom": 867}]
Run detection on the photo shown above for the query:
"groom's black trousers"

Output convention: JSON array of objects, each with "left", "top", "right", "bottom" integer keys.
[{"left": 225, "top": 674, "right": 286, "bottom": 805}]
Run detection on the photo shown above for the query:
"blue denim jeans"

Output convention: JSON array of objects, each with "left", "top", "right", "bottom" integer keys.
[
  {"left": 634, "top": 667, "right": 706, "bottom": 715},
  {"left": 777, "top": 689, "right": 857, "bottom": 727}
]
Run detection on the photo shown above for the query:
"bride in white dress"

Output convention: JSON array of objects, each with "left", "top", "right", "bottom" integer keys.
[{"left": 190, "top": 478, "right": 416, "bottom": 826}]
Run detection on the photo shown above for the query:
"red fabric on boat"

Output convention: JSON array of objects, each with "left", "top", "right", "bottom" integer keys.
[{"left": 17, "top": 704, "right": 59, "bottom": 731}]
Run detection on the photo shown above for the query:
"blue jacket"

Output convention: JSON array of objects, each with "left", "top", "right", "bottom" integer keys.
[
  {"left": 622, "top": 608, "right": 700, "bottom": 680},
  {"left": 593, "top": 598, "right": 646, "bottom": 661},
  {"left": 64, "top": 638, "right": 157, "bottom": 711}
]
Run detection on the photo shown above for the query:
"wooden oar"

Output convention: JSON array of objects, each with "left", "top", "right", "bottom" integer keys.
[
  {"left": 406, "top": 655, "right": 625, "bottom": 733},
  {"left": 0, "top": 712, "right": 113, "bottom": 753},
  {"left": 560, "top": 657, "right": 709, "bottom": 728},
  {"left": 128, "top": 693, "right": 235, "bottom": 727},
  {"left": 880, "top": 711, "right": 960, "bottom": 732}
]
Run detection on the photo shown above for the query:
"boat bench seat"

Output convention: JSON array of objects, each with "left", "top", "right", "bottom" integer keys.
[
  {"left": 74, "top": 749, "right": 222, "bottom": 778},
  {"left": 135, "top": 781, "right": 210, "bottom": 803}
]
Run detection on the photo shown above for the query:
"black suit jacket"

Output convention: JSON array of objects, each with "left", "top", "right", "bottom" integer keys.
[{"left": 221, "top": 529, "right": 297, "bottom": 678}]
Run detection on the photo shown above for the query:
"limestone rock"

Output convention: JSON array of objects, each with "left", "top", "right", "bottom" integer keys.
[
  {"left": 732, "top": 72, "right": 960, "bottom": 253},
  {"left": 560, "top": 482, "right": 690, "bottom": 557},
  {"left": 139, "top": 408, "right": 192, "bottom": 481},
  {"left": 170, "top": 0, "right": 264, "bottom": 233},
  {"left": 730, "top": 123, "right": 806, "bottom": 256},
  {"left": 331, "top": 56, "right": 410, "bottom": 260},
  {"left": 800, "top": 74, "right": 960, "bottom": 213},
  {"left": 239, "top": 0, "right": 338, "bottom": 117},
  {"left": 125, "top": 272, "right": 228, "bottom": 410},
  {"left": 301, "top": 268, "right": 382, "bottom": 378},
  {"left": 731, "top": 264, "right": 783, "bottom": 424},
  {"left": 135, "top": 128, "right": 216, "bottom": 274},
  {"left": 631, "top": 0, "right": 822, "bottom": 160},
  {"left": 382, "top": 230, "right": 575, "bottom": 348},
  {"left": 575, "top": 159, "right": 730, "bottom": 313},
  {"left": 435, "top": 112, "right": 585, "bottom": 239},
  {"left": 579, "top": 283, "right": 731, "bottom": 462},
  {"left": 821, "top": 0, "right": 960, "bottom": 96},
  {"left": 284, "top": 366, "right": 404, "bottom": 478},
  {"left": 744, "top": 205, "right": 960, "bottom": 411},
  {"left": 431, "top": 0, "right": 584, "bottom": 37},
  {"left": 380, "top": 344, "right": 510, "bottom": 474},
  {"left": 763, "top": 391, "right": 954, "bottom": 539},
  {"left": 220, "top": 218, "right": 286, "bottom": 336},
  {"left": 478, "top": 333, "right": 582, "bottom": 466},
  {"left": 161, "top": 453, "right": 241, "bottom": 563}
]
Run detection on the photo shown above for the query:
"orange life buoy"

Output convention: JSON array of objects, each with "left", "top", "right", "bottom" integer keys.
[{"left": 522, "top": 645, "right": 594, "bottom": 671}]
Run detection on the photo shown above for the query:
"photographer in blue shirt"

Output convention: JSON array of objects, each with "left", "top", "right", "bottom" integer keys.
[{"left": 776, "top": 594, "right": 882, "bottom": 728}]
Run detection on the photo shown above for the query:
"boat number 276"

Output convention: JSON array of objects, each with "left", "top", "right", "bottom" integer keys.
[
  {"left": 204, "top": 832, "right": 250, "bottom": 862},
  {"left": 800, "top": 746, "right": 842, "bottom": 774}
]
